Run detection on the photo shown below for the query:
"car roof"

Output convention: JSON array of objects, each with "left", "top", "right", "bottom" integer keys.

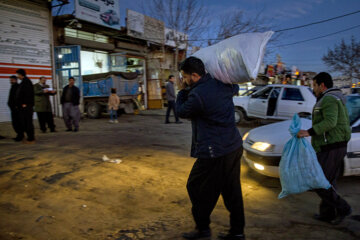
[{"left": 266, "top": 84, "right": 310, "bottom": 88}]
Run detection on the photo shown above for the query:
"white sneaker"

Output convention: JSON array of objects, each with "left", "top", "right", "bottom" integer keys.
[
  {"left": 114, "top": 120, "right": 119, "bottom": 123},
  {"left": 109, "top": 120, "right": 114, "bottom": 123}
]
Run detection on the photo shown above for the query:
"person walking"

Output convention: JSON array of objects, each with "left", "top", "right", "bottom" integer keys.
[
  {"left": 15, "top": 69, "right": 35, "bottom": 144},
  {"left": 165, "top": 75, "right": 181, "bottom": 124},
  {"left": 177, "top": 57, "right": 245, "bottom": 240},
  {"left": 297, "top": 72, "right": 352, "bottom": 225},
  {"left": 61, "top": 77, "right": 81, "bottom": 132},
  {"left": 7, "top": 75, "right": 22, "bottom": 141},
  {"left": 108, "top": 88, "right": 120, "bottom": 123},
  {"left": 34, "top": 76, "right": 57, "bottom": 133}
]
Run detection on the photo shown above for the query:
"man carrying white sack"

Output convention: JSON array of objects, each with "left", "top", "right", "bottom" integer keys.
[
  {"left": 176, "top": 57, "right": 245, "bottom": 240},
  {"left": 297, "top": 72, "right": 352, "bottom": 225}
]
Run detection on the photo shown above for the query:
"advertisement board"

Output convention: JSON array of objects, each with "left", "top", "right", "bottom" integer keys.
[
  {"left": 127, "top": 9, "right": 164, "bottom": 44},
  {"left": 75, "top": 0, "right": 120, "bottom": 29},
  {"left": 165, "top": 28, "right": 188, "bottom": 49}
]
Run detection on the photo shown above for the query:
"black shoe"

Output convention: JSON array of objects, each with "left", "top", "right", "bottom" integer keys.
[
  {"left": 73, "top": 128, "right": 79, "bottom": 132},
  {"left": 218, "top": 232, "right": 245, "bottom": 240},
  {"left": 14, "top": 136, "right": 23, "bottom": 142},
  {"left": 41, "top": 130, "right": 47, "bottom": 133},
  {"left": 165, "top": 121, "right": 171, "bottom": 124},
  {"left": 50, "top": 129, "right": 56, "bottom": 133},
  {"left": 331, "top": 208, "right": 352, "bottom": 225},
  {"left": 0, "top": 135, "right": 5, "bottom": 140},
  {"left": 313, "top": 214, "right": 334, "bottom": 223},
  {"left": 176, "top": 121, "right": 183, "bottom": 124},
  {"left": 66, "top": 128, "right": 72, "bottom": 132},
  {"left": 182, "top": 229, "right": 211, "bottom": 239}
]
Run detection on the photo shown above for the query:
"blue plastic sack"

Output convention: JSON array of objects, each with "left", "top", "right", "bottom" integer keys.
[{"left": 278, "top": 114, "right": 331, "bottom": 199}]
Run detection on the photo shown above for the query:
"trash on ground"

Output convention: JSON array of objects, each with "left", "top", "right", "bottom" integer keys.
[{"left": 102, "top": 155, "right": 122, "bottom": 164}]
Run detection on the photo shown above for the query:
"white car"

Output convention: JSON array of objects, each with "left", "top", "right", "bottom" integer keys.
[
  {"left": 242, "top": 94, "right": 360, "bottom": 178},
  {"left": 233, "top": 84, "right": 316, "bottom": 124}
]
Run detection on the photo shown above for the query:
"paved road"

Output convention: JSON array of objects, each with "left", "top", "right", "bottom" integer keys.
[{"left": 0, "top": 113, "right": 359, "bottom": 240}]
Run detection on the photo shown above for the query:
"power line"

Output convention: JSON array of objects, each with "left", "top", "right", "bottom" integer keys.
[
  {"left": 274, "top": 24, "right": 360, "bottom": 47},
  {"left": 274, "top": 9, "right": 360, "bottom": 32}
]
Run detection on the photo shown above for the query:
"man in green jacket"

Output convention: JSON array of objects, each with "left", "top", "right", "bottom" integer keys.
[
  {"left": 298, "top": 72, "right": 351, "bottom": 225},
  {"left": 34, "top": 76, "right": 57, "bottom": 133}
]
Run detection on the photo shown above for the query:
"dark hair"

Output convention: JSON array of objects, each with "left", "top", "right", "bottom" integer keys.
[
  {"left": 179, "top": 57, "right": 206, "bottom": 77},
  {"left": 16, "top": 69, "right": 26, "bottom": 76},
  {"left": 111, "top": 88, "right": 116, "bottom": 94},
  {"left": 313, "top": 72, "right": 333, "bottom": 89},
  {"left": 10, "top": 75, "right": 17, "bottom": 80},
  {"left": 168, "top": 75, "right": 174, "bottom": 80},
  {"left": 69, "top": 77, "right": 75, "bottom": 81}
]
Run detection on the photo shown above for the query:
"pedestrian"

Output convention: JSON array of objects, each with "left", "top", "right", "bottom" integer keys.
[
  {"left": 165, "top": 75, "right": 182, "bottom": 124},
  {"left": 7, "top": 75, "right": 22, "bottom": 141},
  {"left": 34, "top": 76, "right": 57, "bottom": 133},
  {"left": 15, "top": 69, "right": 35, "bottom": 144},
  {"left": 61, "top": 77, "right": 81, "bottom": 132},
  {"left": 108, "top": 88, "right": 120, "bottom": 123},
  {"left": 177, "top": 57, "right": 245, "bottom": 240},
  {"left": 297, "top": 72, "right": 352, "bottom": 225}
]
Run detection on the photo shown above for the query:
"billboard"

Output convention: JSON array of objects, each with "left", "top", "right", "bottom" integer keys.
[
  {"left": 165, "top": 28, "right": 188, "bottom": 50},
  {"left": 127, "top": 10, "right": 164, "bottom": 44},
  {"left": 75, "top": 0, "right": 120, "bottom": 29}
]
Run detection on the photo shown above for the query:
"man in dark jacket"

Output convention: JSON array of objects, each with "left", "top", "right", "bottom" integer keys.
[
  {"left": 298, "top": 72, "right": 352, "bottom": 225},
  {"left": 7, "top": 75, "right": 22, "bottom": 141},
  {"left": 177, "top": 57, "right": 245, "bottom": 240},
  {"left": 15, "top": 69, "right": 35, "bottom": 143},
  {"left": 34, "top": 76, "right": 57, "bottom": 133},
  {"left": 61, "top": 77, "right": 81, "bottom": 132},
  {"left": 165, "top": 75, "right": 181, "bottom": 124}
]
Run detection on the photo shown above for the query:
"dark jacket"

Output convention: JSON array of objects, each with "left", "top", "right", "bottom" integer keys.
[
  {"left": 61, "top": 85, "right": 80, "bottom": 106},
  {"left": 8, "top": 83, "right": 19, "bottom": 110},
  {"left": 308, "top": 88, "right": 351, "bottom": 153},
  {"left": 16, "top": 77, "right": 34, "bottom": 108},
  {"left": 176, "top": 73, "right": 242, "bottom": 159},
  {"left": 166, "top": 81, "right": 176, "bottom": 101}
]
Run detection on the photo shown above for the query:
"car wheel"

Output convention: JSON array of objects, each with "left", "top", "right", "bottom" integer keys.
[
  {"left": 87, "top": 102, "right": 101, "bottom": 119},
  {"left": 235, "top": 108, "right": 245, "bottom": 124}
]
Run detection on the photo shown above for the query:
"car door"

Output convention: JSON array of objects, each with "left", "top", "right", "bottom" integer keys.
[
  {"left": 277, "top": 87, "right": 306, "bottom": 119},
  {"left": 345, "top": 119, "right": 360, "bottom": 176},
  {"left": 247, "top": 86, "right": 273, "bottom": 118}
]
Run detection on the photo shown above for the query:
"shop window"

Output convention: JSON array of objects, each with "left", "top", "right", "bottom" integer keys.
[
  {"left": 65, "top": 28, "right": 109, "bottom": 43},
  {"left": 81, "top": 50, "right": 109, "bottom": 75}
]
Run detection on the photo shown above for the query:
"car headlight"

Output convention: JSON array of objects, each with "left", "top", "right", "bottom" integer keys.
[
  {"left": 242, "top": 132, "right": 249, "bottom": 141},
  {"left": 251, "top": 142, "right": 273, "bottom": 152}
]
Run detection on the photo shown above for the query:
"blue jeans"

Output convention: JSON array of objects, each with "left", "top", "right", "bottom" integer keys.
[{"left": 110, "top": 109, "right": 117, "bottom": 121}]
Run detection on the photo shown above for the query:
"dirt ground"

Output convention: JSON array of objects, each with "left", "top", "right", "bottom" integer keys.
[{"left": 0, "top": 111, "right": 359, "bottom": 240}]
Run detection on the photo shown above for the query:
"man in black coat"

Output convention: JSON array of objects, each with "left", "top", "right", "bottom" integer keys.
[
  {"left": 15, "top": 69, "right": 35, "bottom": 143},
  {"left": 177, "top": 57, "right": 245, "bottom": 240},
  {"left": 61, "top": 77, "right": 81, "bottom": 132},
  {"left": 7, "top": 75, "right": 22, "bottom": 141}
]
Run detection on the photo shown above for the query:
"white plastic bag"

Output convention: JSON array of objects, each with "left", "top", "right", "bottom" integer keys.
[{"left": 192, "top": 31, "right": 273, "bottom": 84}]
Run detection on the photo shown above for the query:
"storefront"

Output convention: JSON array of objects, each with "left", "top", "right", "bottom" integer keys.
[{"left": 0, "top": 0, "right": 54, "bottom": 122}]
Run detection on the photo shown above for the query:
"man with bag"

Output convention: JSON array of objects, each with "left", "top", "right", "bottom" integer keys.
[
  {"left": 177, "top": 57, "right": 245, "bottom": 240},
  {"left": 297, "top": 72, "right": 352, "bottom": 225}
]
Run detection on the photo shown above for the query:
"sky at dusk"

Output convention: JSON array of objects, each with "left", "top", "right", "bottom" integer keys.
[{"left": 120, "top": 0, "right": 360, "bottom": 75}]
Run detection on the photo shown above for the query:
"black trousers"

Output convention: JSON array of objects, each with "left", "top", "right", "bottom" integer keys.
[
  {"left": 37, "top": 112, "right": 55, "bottom": 132},
  {"left": 187, "top": 147, "right": 245, "bottom": 234},
  {"left": 18, "top": 107, "right": 35, "bottom": 141},
  {"left": 315, "top": 147, "right": 351, "bottom": 218},
  {"left": 166, "top": 100, "right": 179, "bottom": 122},
  {"left": 10, "top": 109, "right": 22, "bottom": 138}
]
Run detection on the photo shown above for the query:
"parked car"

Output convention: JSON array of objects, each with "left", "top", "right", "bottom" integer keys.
[
  {"left": 233, "top": 84, "right": 316, "bottom": 124},
  {"left": 242, "top": 94, "right": 360, "bottom": 178},
  {"left": 100, "top": 10, "right": 119, "bottom": 25}
]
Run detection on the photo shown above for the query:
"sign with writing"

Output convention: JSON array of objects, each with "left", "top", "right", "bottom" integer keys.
[
  {"left": 165, "top": 28, "right": 188, "bottom": 49},
  {"left": 75, "top": 0, "right": 120, "bottom": 29},
  {"left": 127, "top": 10, "right": 164, "bottom": 44}
]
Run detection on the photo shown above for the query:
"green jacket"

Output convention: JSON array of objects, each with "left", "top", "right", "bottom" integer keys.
[
  {"left": 34, "top": 83, "right": 54, "bottom": 112},
  {"left": 310, "top": 88, "right": 351, "bottom": 153}
]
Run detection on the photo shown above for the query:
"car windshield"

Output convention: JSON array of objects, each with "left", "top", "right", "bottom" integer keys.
[
  {"left": 346, "top": 95, "right": 360, "bottom": 125},
  {"left": 241, "top": 88, "right": 258, "bottom": 96}
]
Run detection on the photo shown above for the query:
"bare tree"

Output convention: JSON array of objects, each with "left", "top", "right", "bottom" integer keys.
[
  {"left": 322, "top": 36, "right": 360, "bottom": 80},
  {"left": 143, "top": 0, "right": 209, "bottom": 71}
]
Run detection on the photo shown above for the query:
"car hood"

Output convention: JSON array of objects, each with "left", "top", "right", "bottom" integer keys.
[{"left": 246, "top": 118, "right": 312, "bottom": 154}]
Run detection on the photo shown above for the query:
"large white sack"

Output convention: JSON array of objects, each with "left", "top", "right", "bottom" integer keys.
[{"left": 192, "top": 31, "right": 274, "bottom": 84}]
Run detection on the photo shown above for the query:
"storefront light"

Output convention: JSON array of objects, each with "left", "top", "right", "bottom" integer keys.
[
  {"left": 254, "top": 163, "right": 265, "bottom": 171},
  {"left": 58, "top": 54, "right": 63, "bottom": 59}
]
